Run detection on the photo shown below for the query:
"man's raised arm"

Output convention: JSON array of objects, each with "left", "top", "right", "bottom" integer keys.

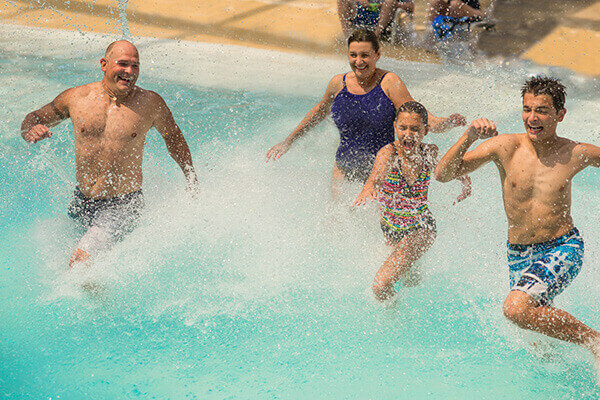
[
  {"left": 152, "top": 93, "right": 199, "bottom": 190},
  {"left": 21, "top": 90, "right": 70, "bottom": 143},
  {"left": 434, "top": 118, "right": 498, "bottom": 182}
]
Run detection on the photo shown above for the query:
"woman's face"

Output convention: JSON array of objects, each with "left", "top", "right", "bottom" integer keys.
[
  {"left": 348, "top": 41, "right": 380, "bottom": 80},
  {"left": 394, "top": 112, "right": 428, "bottom": 152}
]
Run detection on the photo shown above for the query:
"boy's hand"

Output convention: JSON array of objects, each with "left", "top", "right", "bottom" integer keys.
[
  {"left": 265, "top": 141, "right": 291, "bottom": 162},
  {"left": 466, "top": 118, "right": 497, "bottom": 140},
  {"left": 352, "top": 186, "right": 377, "bottom": 207},
  {"left": 22, "top": 124, "right": 52, "bottom": 143}
]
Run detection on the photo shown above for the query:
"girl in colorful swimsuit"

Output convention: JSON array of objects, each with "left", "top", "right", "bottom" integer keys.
[
  {"left": 353, "top": 101, "right": 471, "bottom": 301},
  {"left": 266, "top": 29, "right": 465, "bottom": 195}
]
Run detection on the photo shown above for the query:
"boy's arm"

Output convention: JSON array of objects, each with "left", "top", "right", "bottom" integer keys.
[
  {"left": 352, "top": 145, "right": 393, "bottom": 206},
  {"left": 434, "top": 118, "right": 498, "bottom": 182},
  {"left": 21, "top": 90, "right": 71, "bottom": 143},
  {"left": 576, "top": 143, "right": 600, "bottom": 169}
]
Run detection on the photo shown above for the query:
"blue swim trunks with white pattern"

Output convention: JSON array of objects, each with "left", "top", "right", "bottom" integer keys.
[{"left": 507, "top": 228, "right": 584, "bottom": 306}]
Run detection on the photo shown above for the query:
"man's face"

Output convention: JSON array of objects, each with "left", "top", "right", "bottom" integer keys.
[
  {"left": 100, "top": 43, "right": 140, "bottom": 94},
  {"left": 522, "top": 93, "right": 565, "bottom": 141}
]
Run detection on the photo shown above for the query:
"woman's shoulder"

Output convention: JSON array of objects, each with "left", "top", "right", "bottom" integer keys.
[
  {"left": 328, "top": 73, "right": 348, "bottom": 86},
  {"left": 379, "top": 70, "right": 402, "bottom": 86},
  {"left": 325, "top": 74, "right": 347, "bottom": 98}
]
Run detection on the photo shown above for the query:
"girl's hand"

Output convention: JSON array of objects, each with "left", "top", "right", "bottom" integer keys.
[
  {"left": 265, "top": 140, "right": 291, "bottom": 162},
  {"left": 453, "top": 175, "right": 472, "bottom": 205},
  {"left": 352, "top": 186, "right": 378, "bottom": 207},
  {"left": 448, "top": 113, "right": 467, "bottom": 127}
]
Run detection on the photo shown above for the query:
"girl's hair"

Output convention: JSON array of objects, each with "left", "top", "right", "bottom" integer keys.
[
  {"left": 396, "top": 101, "right": 428, "bottom": 126},
  {"left": 347, "top": 28, "right": 380, "bottom": 53}
]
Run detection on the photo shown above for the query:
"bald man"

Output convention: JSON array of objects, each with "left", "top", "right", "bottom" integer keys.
[{"left": 21, "top": 40, "right": 199, "bottom": 268}]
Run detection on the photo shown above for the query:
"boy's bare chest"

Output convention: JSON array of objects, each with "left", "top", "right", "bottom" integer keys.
[{"left": 503, "top": 152, "right": 572, "bottom": 201}]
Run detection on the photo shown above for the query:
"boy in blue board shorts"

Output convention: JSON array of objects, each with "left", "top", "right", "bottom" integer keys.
[{"left": 435, "top": 76, "right": 600, "bottom": 377}]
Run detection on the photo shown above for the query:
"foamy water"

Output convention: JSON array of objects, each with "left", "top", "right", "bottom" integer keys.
[{"left": 1, "top": 24, "right": 600, "bottom": 399}]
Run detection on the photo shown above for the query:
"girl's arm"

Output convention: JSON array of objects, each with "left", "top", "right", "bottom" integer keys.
[
  {"left": 352, "top": 144, "right": 394, "bottom": 206},
  {"left": 266, "top": 75, "right": 342, "bottom": 161},
  {"left": 454, "top": 175, "right": 472, "bottom": 204},
  {"left": 430, "top": 144, "right": 471, "bottom": 204}
]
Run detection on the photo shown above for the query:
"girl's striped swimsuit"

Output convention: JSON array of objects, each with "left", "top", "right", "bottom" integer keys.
[{"left": 379, "top": 147, "right": 437, "bottom": 241}]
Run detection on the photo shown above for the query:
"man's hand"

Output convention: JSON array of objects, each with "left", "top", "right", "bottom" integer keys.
[
  {"left": 265, "top": 141, "right": 291, "bottom": 162},
  {"left": 22, "top": 124, "right": 52, "bottom": 143},
  {"left": 466, "top": 118, "right": 497, "bottom": 140}
]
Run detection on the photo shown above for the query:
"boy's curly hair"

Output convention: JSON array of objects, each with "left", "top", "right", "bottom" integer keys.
[{"left": 521, "top": 75, "right": 566, "bottom": 112}]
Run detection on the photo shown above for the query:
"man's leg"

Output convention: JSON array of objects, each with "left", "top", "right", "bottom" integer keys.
[
  {"left": 374, "top": 0, "right": 400, "bottom": 37},
  {"left": 69, "top": 248, "right": 90, "bottom": 268},
  {"left": 428, "top": 0, "right": 482, "bottom": 21},
  {"left": 503, "top": 290, "right": 600, "bottom": 351},
  {"left": 338, "top": 0, "right": 358, "bottom": 36}
]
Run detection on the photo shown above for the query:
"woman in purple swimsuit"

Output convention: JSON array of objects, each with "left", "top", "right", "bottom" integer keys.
[{"left": 266, "top": 29, "right": 465, "bottom": 194}]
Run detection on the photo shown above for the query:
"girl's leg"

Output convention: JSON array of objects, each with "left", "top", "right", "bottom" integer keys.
[{"left": 372, "top": 228, "right": 436, "bottom": 301}]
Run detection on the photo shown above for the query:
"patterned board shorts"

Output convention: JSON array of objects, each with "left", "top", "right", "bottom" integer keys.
[{"left": 507, "top": 228, "right": 584, "bottom": 306}]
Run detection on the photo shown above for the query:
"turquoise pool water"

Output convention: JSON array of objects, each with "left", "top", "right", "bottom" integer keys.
[{"left": 2, "top": 29, "right": 600, "bottom": 399}]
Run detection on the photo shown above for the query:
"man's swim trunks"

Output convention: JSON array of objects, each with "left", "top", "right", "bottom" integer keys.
[
  {"left": 507, "top": 228, "right": 584, "bottom": 306},
  {"left": 432, "top": 15, "right": 472, "bottom": 40},
  {"left": 432, "top": 0, "right": 481, "bottom": 40},
  {"left": 68, "top": 187, "right": 144, "bottom": 254},
  {"left": 353, "top": 2, "right": 380, "bottom": 28}
]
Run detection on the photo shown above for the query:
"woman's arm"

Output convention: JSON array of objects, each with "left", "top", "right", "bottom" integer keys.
[
  {"left": 266, "top": 75, "right": 343, "bottom": 161},
  {"left": 382, "top": 73, "right": 466, "bottom": 133}
]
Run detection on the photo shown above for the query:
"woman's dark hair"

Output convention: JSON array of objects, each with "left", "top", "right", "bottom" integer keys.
[
  {"left": 347, "top": 28, "right": 380, "bottom": 53},
  {"left": 521, "top": 75, "right": 566, "bottom": 112},
  {"left": 396, "top": 101, "right": 428, "bottom": 126}
]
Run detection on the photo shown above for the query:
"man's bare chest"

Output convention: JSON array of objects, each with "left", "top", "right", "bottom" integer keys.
[{"left": 70, "top": 99, "right": 153, "bottom": 142}]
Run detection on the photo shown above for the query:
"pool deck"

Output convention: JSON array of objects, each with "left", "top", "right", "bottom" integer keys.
[{"left": 1, "top": 0, "right": 599, "bottom": 76}]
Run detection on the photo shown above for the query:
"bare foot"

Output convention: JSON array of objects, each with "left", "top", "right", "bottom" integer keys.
[{"left": 584, "top": 339, "right": 600, "bottom": 384}]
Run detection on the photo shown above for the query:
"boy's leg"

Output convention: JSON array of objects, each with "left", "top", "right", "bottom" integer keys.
[
  {"left": 503, "top": 290, "right": 600, "bottom": 349},
  {"left": 372, "top": 228, "right": 435, "bottom": 301}
]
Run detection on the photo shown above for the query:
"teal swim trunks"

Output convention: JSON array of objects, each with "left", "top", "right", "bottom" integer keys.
[{"left": 507, "top": 228, "right": 584, "bottom": 306}]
